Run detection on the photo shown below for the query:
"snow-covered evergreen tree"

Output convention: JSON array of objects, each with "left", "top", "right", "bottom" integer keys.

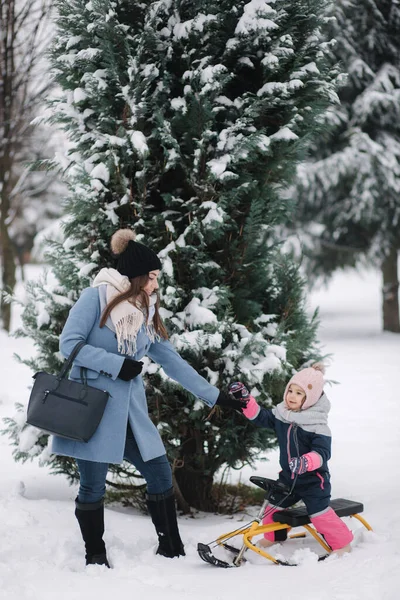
[
  {"left": 5, "top": 0, "right": 340, "bottom": 510},
  {"left": 293, "top": 0, "right": 400, "bottom": 332}
]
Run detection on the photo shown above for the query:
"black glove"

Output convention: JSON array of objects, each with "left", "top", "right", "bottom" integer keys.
[
  {"left": 118, "top": 359, "right": 143, "bottom": 381},
  {"left": 215, "top": 390, "right": 248, "bottom": 412}
]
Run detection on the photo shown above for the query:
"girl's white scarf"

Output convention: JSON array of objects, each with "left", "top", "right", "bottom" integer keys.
[{"left": 92, "top": 268, "right": 157, "bottom": 356}]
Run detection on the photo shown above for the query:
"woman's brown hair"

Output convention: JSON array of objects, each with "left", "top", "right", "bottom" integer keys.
[{"left": 99, "top": 274, "right": 168, "bottom": 339}]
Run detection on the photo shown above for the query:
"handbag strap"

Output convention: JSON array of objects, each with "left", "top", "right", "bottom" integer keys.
[{"left": 58, "top": 341, "right": 87, "bottom": 380}]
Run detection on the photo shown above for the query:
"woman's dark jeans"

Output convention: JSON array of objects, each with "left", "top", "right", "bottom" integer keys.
[{"left": 76, "top": 424, "right": 172, "bottom": 504}]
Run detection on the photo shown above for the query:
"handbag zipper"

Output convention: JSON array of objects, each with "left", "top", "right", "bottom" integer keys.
[{"left": 42, "top": 390, "right": 88, "bottom": 406}]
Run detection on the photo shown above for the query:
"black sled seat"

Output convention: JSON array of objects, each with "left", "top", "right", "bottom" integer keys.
[{"left": 274, "top": 498, "right": 365, "bottom": 528}]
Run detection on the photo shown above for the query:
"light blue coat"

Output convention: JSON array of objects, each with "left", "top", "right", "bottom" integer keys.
[{"left": 51, "top": 286, "right": 219, "bottom": 464}]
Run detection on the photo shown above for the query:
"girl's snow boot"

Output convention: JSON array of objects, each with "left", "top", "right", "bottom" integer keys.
[
  {"left": 146, "top": 487, "right": 185, "bottom": 558},
  {"left": 75, "top": 497, "right": 110, "bottom": 567}
]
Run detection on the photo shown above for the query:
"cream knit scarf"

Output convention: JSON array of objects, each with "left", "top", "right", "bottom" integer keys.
[
  {"left": 273, "top": 393, "right": 332, "bottom": 436},
  {"left": 92, "top": 268, "right": 158, "bottom": 356}
]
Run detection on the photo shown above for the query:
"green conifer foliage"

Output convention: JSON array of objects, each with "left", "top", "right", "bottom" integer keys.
[
  {"left": 293, "top": 0, "right": 400, "bottom": 330},
  {"left": 6, "top": 0, "right": 339, "bottom": 510}
]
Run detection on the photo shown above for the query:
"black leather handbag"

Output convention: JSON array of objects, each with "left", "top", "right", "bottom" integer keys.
[{"left": 26, "top": 341, "right": 109, "bottom": 442}]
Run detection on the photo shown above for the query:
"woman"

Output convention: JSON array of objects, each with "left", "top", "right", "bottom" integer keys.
[{"left": 52, "top": 228, "right": 243, "bottom": 567}]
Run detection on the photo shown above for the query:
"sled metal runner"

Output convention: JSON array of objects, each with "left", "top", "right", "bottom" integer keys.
[{"left": 197, "top": 477, "right": 373, "bottom": 568}]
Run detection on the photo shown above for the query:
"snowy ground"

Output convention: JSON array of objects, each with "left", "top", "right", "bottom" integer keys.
[{"left": 1, "top": 265, "right": 399, "bottom": 600}]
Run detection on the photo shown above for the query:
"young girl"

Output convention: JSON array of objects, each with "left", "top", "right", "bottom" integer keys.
[
  {"left": 53, "top": 228, "right": 244, "bottom": 567},
  {"left": 229, "top": 364, "right": 353, "bottom": 555}
]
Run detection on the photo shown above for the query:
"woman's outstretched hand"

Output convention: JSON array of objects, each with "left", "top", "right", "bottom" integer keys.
[{"left": 215, "top": 389, "right": 248, "bottom": 412}]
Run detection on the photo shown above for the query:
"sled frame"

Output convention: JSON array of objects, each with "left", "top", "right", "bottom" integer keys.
[{"left": 214, "top": 498, "right": 373, "bottom": 566}]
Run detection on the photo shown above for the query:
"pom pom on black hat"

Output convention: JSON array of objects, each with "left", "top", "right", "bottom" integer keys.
[
  {"left": 110, "top": 229, "right": 136, "bottom": 256},
  {"left": 111, "top": 228, "right": 161, "bottom": 279}
]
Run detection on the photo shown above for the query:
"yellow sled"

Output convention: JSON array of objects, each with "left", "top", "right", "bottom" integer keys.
[{"left": 198, "top": 476, "right": 372, "bottom": 567}]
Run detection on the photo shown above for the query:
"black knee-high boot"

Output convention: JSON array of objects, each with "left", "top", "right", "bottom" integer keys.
[
  {"left": 146, "top": 488, "right": 185, "bottom": 558},
  {"left": 75, "top": 497, "right": 110, "bottom": 567}
]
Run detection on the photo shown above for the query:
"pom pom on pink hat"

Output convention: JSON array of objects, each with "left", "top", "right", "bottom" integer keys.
[{"left": 284, "top": 363, "right": 325, "bottom": 410}]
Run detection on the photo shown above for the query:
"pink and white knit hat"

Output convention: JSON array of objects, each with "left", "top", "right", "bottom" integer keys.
[{"left": 284, "top": 363, "right": 325, "bottom": 410}]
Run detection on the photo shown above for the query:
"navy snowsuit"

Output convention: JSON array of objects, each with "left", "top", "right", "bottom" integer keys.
[{"left": 252, "top": 397, "right": 332, "bottom": 515}]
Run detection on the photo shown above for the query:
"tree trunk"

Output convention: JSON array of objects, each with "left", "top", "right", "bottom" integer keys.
[
  {"left": 0, "top": 216, "right": 16, "bottom": 331},
  {"left": 173, "top": 428, "right": 217, "bottom": 512},
  {"left": 174, "top": 464, "right": 216, "bottom": 512},
  {"left": 381, "top": 247, "right": 400, "bottom": 333},
  {"left": 0, "top": 0, "right": 17, "bottom": 331},
  {"left": 16, "top": 250, "right": 26, "bottom": 282},
  {"left": 171, "top": 460, "right": 192, "bottom": 515},
  {"left": 0, "top": 147, "right": 17, "bottom": 331}
]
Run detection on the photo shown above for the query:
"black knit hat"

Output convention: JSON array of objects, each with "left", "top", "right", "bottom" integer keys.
[{"left": 111, "top": 229, "right": 162, "bottom": 279}]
